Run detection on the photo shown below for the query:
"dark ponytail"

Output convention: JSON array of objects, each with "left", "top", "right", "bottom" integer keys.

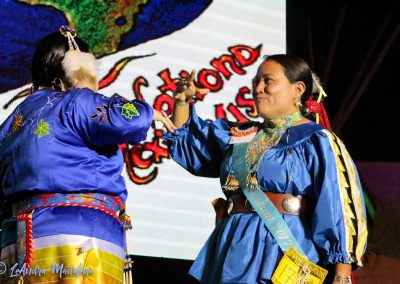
[{"left": 30, "top": 31, "right": 91, "bottom": 89}]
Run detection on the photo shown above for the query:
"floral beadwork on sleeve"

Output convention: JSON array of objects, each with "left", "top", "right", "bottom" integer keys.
[
  {"left": 91, "top": 104, "right": 110, "bottom": 125},
  {"left": 11, "top": 113, "right": 24, "bottom": 133}
]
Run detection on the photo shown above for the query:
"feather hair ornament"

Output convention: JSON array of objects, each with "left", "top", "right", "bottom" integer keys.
[{"left": 59, "top": 26, "right": 98, "bottom": 91}]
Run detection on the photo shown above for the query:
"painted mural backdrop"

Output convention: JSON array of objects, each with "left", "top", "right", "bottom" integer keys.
[{"left": 0, "top": 0, "right": 286, "bottom": 259}]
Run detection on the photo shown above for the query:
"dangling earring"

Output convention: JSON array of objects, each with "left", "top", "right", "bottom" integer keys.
[{"left": 296, "top": 100, "right": 303, "bottom": 107}]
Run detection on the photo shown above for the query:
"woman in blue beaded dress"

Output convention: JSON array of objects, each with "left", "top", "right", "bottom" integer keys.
[
  {"left": 164, "top": 54, "right": 367, "bottom": 284},
  {"left": 0, "top": 27, "right": 175, "bottom": 284}
]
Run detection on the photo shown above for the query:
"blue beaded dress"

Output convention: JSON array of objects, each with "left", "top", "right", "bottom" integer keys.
[
  {"left": 0, "top": 88, "right": 153, "bottom": 283},
  {"left": 164, "top": 106, "right": 367, "bottom": 284}
]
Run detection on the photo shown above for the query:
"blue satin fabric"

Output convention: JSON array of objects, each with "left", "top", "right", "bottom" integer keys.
[
  {"left": 0, "top": 88, "right": 153, "bottom": 202},
  {"left": 32, "top": 206, "right": 125, "bottom": 249},
  {"left": 0, "top": 88, "right": 152, "bottom": 253},
  {"left": 164, "top": 106, "right": 367, "bottom": 283}
]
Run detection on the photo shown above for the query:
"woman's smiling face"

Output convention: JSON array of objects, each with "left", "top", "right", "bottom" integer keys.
[{"left": 253, "top": 60, "right": 303, "bottom": 120}]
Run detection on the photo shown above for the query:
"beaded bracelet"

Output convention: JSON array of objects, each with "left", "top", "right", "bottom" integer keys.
[{"left": 334, "top": 275, "right": 352, "bottom": 284}]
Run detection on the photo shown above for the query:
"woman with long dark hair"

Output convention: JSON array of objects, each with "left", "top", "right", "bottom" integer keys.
[
  {"left": 0, "top": 27, "right": 175, "bottom": 283},
  {"left": 165, "top": 54, "right": 367, "bottom": 284}
]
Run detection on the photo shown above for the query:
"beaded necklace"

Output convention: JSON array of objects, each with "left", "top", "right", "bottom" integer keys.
[{"left": 223, "top": 111, "right": 303, "bottom": 191}]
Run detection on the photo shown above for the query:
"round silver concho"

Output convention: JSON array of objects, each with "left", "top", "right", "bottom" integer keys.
[{"left": 281, "top": 194, "right": 301, "bottom": 214}]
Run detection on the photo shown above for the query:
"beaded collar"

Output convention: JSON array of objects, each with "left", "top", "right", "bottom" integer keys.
[
  {"left": 223, "top": 111, "right": 303, "bottom": 192},
  {"left": 246, "top": 111, "right": 303, "bottom": 171}
]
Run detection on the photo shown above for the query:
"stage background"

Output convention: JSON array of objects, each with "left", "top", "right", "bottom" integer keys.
[
  {"left": 1, "top": 1, "right": 399, "bottom": 283},
  {"left": 0, "top": 0, "right": 286, "bottom": 260}
]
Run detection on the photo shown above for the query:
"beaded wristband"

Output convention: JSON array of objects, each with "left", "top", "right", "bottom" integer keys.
[{"left": 334, "top": 275, "right": 352, "bottom": 284}]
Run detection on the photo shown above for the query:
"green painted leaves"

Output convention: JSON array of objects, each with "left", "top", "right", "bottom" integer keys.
[
  {"left": 34, "top": 119, "right": 50, "bottom": 138},
  {"left": 121, "top": 103, "right": 140, "bottom": 119}
]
